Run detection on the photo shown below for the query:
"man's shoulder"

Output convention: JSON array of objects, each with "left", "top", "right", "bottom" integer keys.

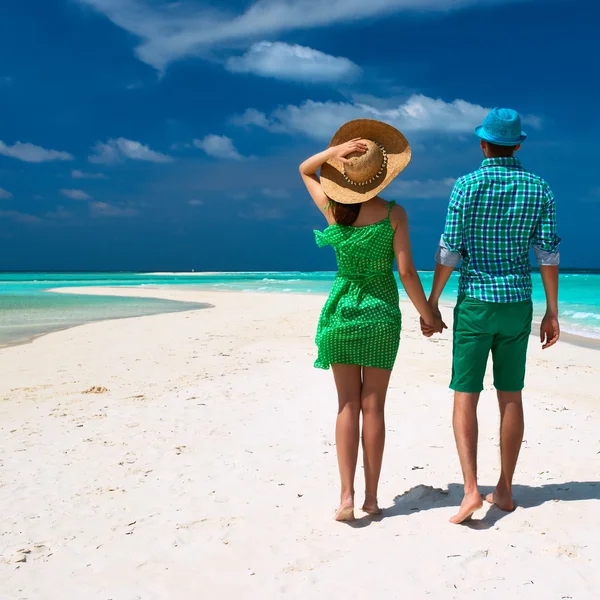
[
  {"left": 457, "top": 164, "right": 552, "bottom": 192},
  {"left": 457, "top": 170, "right": 479, "bottom": 183},
  {"left": 454, "top": 170, "right": 482, "bottom": 189},
  {"left": 517, "top": 165, "right": 551, "bottom": 188}
]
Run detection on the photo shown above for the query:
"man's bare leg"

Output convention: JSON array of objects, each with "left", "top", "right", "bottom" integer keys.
[
  {"left": 450, "top": 391, "right": 484, "bottom": 524},
  {"left": 486, "top": 391, "right": 524, "bottom": 512}
]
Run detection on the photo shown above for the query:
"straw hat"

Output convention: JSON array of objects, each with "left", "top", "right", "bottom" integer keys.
[{"left": 320, "top": 119, "right": 411, "bottom": 205}]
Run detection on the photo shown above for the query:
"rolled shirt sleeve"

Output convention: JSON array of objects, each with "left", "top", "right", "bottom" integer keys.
[
  {"left": 435, "top": 182, "right": 464, "bottom": 267},
  {"left": 435, "top": 236, "right": 461, "bottom": 267},
  {"left": 532, "top": 188, "right": 561, "bottom": 266}
]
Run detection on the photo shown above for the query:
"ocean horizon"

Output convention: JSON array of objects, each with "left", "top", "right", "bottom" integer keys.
[{"left": 1, "top": 271, "right": 599, "bottom": 347}]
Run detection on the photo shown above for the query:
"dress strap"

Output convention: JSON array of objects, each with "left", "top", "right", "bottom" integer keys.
[{"left": 387, "top": 201, "right": 396, "bottom": 219}]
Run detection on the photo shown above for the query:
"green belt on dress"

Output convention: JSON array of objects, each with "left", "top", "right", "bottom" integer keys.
[{"left": 336, "top": 270, "right": 389, "bottom": 285}]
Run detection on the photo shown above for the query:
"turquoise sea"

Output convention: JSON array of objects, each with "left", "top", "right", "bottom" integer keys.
[{"left": 1, "top": 272, "right": 599, "bottom": 347}]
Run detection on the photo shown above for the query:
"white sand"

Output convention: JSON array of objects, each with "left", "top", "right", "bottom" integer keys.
[{"left": 1, "top": 288, "right": 599, "bottom": 599}]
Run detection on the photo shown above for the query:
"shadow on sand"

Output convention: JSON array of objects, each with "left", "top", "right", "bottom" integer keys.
[{"left": 347, "top": 481, "right": 600, "bottom": 529}]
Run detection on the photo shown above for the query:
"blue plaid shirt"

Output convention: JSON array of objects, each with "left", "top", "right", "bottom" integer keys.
[{"left": 436, "top": 157, "right": 561, "bottom": 303}]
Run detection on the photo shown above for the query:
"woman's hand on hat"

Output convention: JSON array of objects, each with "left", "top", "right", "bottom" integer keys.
[{"left": 330, "top": 138, "right": 367, "bottom": 164}]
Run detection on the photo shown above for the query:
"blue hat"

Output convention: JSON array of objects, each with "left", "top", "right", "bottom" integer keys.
[{"left": 475, "top": 108, "right": 527, "bottom": 146}]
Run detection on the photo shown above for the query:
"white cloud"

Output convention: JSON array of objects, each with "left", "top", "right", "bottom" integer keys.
[
  {"left": 75, "top": 0, "right": 530, "bottom": 72},
  {"left": 170, "top": 142, "right": 193, "bottom": 151},
  {"left": 194, "top": 135, "right": 243, "bottom": 160},
  {"left": 388, "top": 177, "right": 456, "bottom": 199},
  {"left": 89, "top": 138, "right": 173, "bottom": 164},
  {"left": 261, "top": 188, "right": 290, "bottom": 199},
  {"left": 231, "top": 94, "right": 491, "bottom": 140},
  {"left": 188, "top": 199, "right": 204, "bottom": 206},
  {"left": 89, "top": 201, "right": 138, "bottom": 217},
  {"left": 72, "top": 169, "right": 108, "bottom": 179},
  {"left": 230, "top": 192, "right": 248, "bottom": 200},
  {"left": 226, "top": 41, "right": 359, "bottom": 83},
  {"left": 60, "top": 188, "right": 92, "bottom": 201},
  {"left": 46, "top": 206, "right": 74, "bottom": 220},
  {"left": 230, "top": 108, "right": 271, "bottom": 129},
  {"left": 582, "top": 187, "right": 600, "bottom": 204},
  {"left": 0, "top": 188, "right": 13, "bottom": 199},
  {"left": 0, "top": 209, "right": 42, "bottom": 224},
  {"left": 0, "top": 140, "right": 73, "bottom": 163},
  {"left": 522, "top": 114, "right": 543, "bottom": 129},
  {"left": 239, "top": 204, "right": 284, "bottom": 221}
]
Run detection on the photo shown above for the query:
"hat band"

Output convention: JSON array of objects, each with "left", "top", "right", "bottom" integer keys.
[
  {"left": 478, "top": 126, "right": 524, "bottom": 145},
  {"left": 341, "top": 142, "right": 388, "bottom": 187}
]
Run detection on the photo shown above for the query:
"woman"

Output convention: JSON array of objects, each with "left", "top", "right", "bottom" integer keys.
[{"left": 299, "top": 119, "right": 443, "bottom": 521}]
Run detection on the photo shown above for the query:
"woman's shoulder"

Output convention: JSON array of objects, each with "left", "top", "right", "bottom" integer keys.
[{"left": 384, "top": 200, "right": 407, "bottom": 229}]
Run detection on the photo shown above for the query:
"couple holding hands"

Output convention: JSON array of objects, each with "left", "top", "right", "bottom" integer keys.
[{"left": 299, "top": 108, "right": 561, "bottom": 524}]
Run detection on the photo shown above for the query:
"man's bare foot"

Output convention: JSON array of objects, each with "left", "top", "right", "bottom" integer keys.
[
  {"left": 486, "top": 488, "right": 515, "bottom": 512},
  {"left": 335, "top": 497, "right": 355, "bottom": 521},
  {"left": 362, "top": 498, "right": 382, "bottom": 515},
  {"left": 449, "top": 491, "right": 483, "bottom": 524}
]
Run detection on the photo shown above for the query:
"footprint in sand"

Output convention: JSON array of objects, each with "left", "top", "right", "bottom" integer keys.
[
  {"left": 83, "top": 386, "right": 109, "bottom": 394},
  {"left": 9, "top": 544, "right": 50, "bottom": 564},
  {"left": 393, "top": 485, "right": 449, "bottom": 508}
]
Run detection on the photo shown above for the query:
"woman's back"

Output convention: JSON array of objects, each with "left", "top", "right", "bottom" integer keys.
[
  {"left": 316, "top": 198, "right": 397, "bottom": 278},
  {"left": 338, "top": 196, "right": 393, "bottom": 228}
]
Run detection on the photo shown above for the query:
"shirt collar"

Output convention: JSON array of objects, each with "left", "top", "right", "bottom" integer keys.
[{"left": 481, "top": 157, "right": 523, "bottom": 169}]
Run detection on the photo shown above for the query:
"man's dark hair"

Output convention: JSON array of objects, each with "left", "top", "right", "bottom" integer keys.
[{"left": 485, "top": 142, "right": 518, "bottom": 158}]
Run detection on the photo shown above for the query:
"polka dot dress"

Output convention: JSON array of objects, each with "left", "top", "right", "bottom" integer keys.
[{"left": 314, "top": 201, "right": 402, "bottom": 371}]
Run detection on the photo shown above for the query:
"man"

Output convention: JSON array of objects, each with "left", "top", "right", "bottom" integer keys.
[{"left": 425, "top": 107, "right": 561, "bottom": 524}]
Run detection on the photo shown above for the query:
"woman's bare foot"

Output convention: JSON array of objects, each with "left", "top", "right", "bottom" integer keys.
[
  {"left": 335, "top": 496, "right": 355, "bottom": 521},
  {"left": 486, "top": 487, "right": 515, "bottom": 512},
  {"left": 449, "top": 491, "right": 483, "bottom": 524},
  {"left": 362, "top": 496, "right": 382, "bottom": 515}
]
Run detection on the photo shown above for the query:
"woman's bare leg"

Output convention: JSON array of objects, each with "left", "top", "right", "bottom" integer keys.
[
  {"left": 361, "top": 366, "right": 392, "bottom": 514},
  {"left": 331, "top": 364, "right": 362, "bottom": 521}
]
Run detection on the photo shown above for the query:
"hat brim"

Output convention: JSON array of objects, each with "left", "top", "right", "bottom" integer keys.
[
  {"left": 475, "top": 126, "right": 527, "bottom": 146},
  {"left": 320, "top": 119, "right": 411, "bottom": 205}
]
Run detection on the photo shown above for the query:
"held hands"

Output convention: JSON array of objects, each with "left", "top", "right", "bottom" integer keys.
[
  {"left": 419, "top": 307, "right": 561, "bottom": 346},
  {"left": 420, "top": 304, "right": 447, "bottom": 338},
  {"left": 540, "top": 312, "right": 560, "bottom": 349},
  {"left": 329, "top": 138, "right": 368, "bottom": 164}
]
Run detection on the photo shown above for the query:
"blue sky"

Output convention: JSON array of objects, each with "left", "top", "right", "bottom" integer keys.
[{"left": 0, "top": 0, "right": 597, "bottom": 271}]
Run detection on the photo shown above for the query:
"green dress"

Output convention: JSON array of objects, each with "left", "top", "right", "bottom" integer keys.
[{"left": 314, "top": 201, "right": 402, "bottom": 371}]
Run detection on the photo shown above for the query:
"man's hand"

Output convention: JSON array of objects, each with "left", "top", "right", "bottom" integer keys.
[
  {"left": 420, "top": 317, "right": 434, "bottom": 337},
  {"left": 420, "top": 305, "right": 447, "bottom": 338},
  {"left": 540, "top": 312, "right": 560, "bottom": 349}
]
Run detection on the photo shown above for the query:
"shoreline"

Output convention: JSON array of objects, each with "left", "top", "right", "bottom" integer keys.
[
  {"left": 0, "top": 290, "right": 211, "bottom": 350},
  {"left": 48, "top": 286, "right": 600, "bottom": 351},
  {"left": 1, "top": 284, "right": 597, "bottom": 352}
]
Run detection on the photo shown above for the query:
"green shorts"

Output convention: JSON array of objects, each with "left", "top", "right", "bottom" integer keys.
[{"left": 451, "top": 296, "right": 533, "bottom": 393}]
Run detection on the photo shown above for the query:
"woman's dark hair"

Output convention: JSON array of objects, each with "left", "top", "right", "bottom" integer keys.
[{"left": 330, "top": 199, "right": 361, "bottom": 226}]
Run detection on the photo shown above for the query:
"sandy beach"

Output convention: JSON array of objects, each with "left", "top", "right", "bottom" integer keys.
[{"left": 1, "top": 287, "right": 599, "bottom": 599}]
